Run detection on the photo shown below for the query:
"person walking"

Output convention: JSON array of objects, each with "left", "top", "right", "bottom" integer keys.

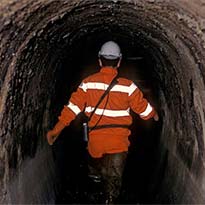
[{"left": 46, "top": 41, "right": 159, "bottom": 204}]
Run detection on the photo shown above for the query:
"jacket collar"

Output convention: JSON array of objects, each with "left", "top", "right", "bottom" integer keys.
[{"left": 100, "top": 67, "right": 118, "bottom": 75}]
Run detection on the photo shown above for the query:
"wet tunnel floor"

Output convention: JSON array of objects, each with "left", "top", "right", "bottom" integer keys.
[{"left": 52, "top": 115, "right": 161, "bottom": 204}]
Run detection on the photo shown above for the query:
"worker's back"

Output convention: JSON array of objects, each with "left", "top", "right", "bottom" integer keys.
[{"left": 82, "top": 67, "right": 134, "bottom": 130}]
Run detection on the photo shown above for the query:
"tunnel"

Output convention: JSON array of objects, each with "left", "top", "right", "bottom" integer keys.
[{"left": 0, "top": 0, "right": 205, "bottom": 204}]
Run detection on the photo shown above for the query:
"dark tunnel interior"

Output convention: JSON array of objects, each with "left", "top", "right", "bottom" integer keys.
[
  {"left": 0, "top": 0, "right": 205, "bottom": 204},
  {"left": 50, "top": 33, "right": 163, "bottom": 204}
]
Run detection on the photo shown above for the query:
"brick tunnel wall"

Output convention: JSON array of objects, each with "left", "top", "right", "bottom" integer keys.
[{"left": 0, "top": 0, "right": 205, "bottom": 204}]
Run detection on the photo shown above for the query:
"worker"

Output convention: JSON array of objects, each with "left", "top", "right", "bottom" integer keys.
[{"left": 46, "top": 41, "right": 159, "bottom": 204}]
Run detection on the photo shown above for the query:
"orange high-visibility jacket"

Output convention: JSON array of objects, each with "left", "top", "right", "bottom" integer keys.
[{"left": 58, "top": 67, "right": 156, "bottom": 158}]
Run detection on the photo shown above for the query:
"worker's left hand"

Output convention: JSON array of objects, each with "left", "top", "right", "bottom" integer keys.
[
  {"left": 46, "top": 121, "right": 65, "bottom": 145},
  {"left": 46, "top": 130, "right": 60, "bottom": 145}
]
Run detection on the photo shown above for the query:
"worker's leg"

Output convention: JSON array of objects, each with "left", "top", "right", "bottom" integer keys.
[
  {"left": 87, "top": 155, "right": 102, "bottom": 182},
  {"left": 101, "top": 152, "right": 127, "bottom": 204},
  {"left": 87, "top": 155, "right": 105, "bottom": 203}
]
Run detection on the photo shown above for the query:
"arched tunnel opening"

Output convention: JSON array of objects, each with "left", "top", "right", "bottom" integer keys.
[{"left": 0, "top": 0, "right": 205, "bottom": 204}]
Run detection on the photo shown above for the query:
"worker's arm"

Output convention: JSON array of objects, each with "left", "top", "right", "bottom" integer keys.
[
  {"left": 46, "top": 81, "right": 87, "bottom": 145},
  {"left": 128, "top": 83, "right": 159, "bottom": 121}
]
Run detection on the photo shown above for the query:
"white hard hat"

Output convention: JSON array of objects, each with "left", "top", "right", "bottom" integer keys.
[{"left": 98, "top": 41, "right": 122, "bottom": 60}]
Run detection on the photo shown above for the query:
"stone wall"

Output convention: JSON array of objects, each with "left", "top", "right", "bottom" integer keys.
[{"left": 0, "top": 0, "right": 205, "bottom": 203}]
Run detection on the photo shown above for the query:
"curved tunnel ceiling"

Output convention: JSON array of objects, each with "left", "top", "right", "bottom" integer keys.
[{"left": 0, "top": 0, "right": 205, "bottom": 204}]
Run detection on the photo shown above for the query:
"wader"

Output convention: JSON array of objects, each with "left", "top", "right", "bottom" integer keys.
[{"left": 88, "top": 152, "right": 127, "bottom": 204}]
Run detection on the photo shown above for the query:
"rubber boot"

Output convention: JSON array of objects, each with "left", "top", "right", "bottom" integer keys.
[
  {"left": 105, "top": 195, "right": 114, "bottom": 205},
  {"left": 102, "top": 152, "right": 127, "bottom": 204}
]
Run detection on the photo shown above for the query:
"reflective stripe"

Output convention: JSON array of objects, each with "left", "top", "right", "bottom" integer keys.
[
  {"left": 111, "top": 83, "right": 137, "bottom": 96},
  {"left": 79, "top": 82, "right": 137, "bottom": 95},
  {"left": 67, "top": 102, "right": 81, "bottom": 115},
  {"left": 79, "top": 82, "right": 108, "bottom": 92},
  {"left": 85, "top": 106, "right": 130, "bottom": 117},
  {"left": 79, "top": 82, "right": 87, "bottom": 92},
  {"left": 128, "top": 83, "right": 138, "bottom": 96},
  {"left": 140, "top": 103, "right": 153, "bottom": 117}
]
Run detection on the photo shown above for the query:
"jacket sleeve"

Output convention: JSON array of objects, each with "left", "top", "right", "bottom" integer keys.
[
  {"left": 128, "top": 83, "right": 156, "bottom": 120},
  {"left": 58, "top": 81, "right": 87, "bottom": 126}
]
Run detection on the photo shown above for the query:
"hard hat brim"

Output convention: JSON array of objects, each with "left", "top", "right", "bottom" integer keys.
[{"left": 98, "top": 53, "right": 122, "bottom": 60}]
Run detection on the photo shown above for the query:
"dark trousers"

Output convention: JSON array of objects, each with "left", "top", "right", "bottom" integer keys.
[{"left": 88, "top": 152, "right": 127, "bottom": 201}]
